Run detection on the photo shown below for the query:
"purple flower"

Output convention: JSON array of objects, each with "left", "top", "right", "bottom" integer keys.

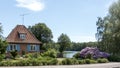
[{"left": 80, "top": 47, "right": 110, "bottom": 59}]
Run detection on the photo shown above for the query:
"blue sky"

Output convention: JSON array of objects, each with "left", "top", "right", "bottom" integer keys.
[{"left": 0, "top": 0, "right": 116, "bottom": 42}]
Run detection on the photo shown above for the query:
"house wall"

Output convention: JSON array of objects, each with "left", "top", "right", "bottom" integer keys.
[{"left": 6, "top": 43, "right": 40, "bottom": 56}]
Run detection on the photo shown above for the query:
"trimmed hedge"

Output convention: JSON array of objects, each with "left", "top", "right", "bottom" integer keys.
[
  {"left": 0, "top": 57, "right": 109, "bottom": 66},
  {"left": 97, "top": 58, "right": 109, "bottom": 63},
  {"left": 0, "top": 57, "right": 58, "bottom": 66}
]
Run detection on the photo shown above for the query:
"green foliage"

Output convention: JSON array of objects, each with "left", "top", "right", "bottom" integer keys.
[
  {"left": 96, "top": 0, "right": 120, "bottom": 55},
  {"left": 0, "top": 23, "right": 3, "bottom": 38},
  {"left": 97, "top": 58, "right": 109, "bottom": 63},
  {"left": 41, "top": 49, "right": 57, "bottom": 58},
  {"left": 0, "top": 54, "right": 5, "bottom": 61},
  {"left": 73, "top": 52, "right": 81, "bottom": 59},
  {"left": 0, "top": 57, "right": 58, "bottom": 66},
  {"left": 66, "top": 42, "right": 98, "bottom": 51},
  {"left": 10, "top": 50, "right": 18, "bottom": 59},
  {"left": 0, "top": 39, "right": 8, "bottom": 54},
  {"left": 21, "top": 50, "right": 26, "bottom": 56},
  {"left": 61, "top": 58, "right": 79, "bottom": 65},
  {"left": 42, "top": 42, "right": 60, "bottom": 51},
  {"left": 84, "top": 59, "right": 97, "bottom": 64},
  {"left": 25, "top": 53, "right": 40, "bottom": 58},
  {"left": 28, "top": 23, "right": 53, "bottom": 43},
  {"left": 108, "top": 55, "right": 120, "bottom": 62},
  {"left": 57, "top": 33, "right": 71, "bottom": 57},
  {"left": 85, "top": 54, "right": 93, "bottom": 59}
]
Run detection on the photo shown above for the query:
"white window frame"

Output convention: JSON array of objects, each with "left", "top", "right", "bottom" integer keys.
[
  {"left": 30, "top": 45, "right": 36, "bottom": 51},
  {"left": 10, "top": 44, "right": 17, "bottom": 51},
  {"left": 20, "top": 33, "right": 26, "bottom": 39}
]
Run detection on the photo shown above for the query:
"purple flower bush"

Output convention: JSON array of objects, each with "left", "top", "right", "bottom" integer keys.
[{"left": 80, "top": 47, "right": 110, "bottom": 59}]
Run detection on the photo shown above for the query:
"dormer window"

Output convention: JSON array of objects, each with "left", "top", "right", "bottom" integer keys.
[{"left": 20, "top": 33, "right": 26, "bottom": 40}]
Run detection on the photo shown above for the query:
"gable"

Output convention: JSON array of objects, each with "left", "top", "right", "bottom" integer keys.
[{"left": 6, "top": 25, "right": 42, "bottom": 44}]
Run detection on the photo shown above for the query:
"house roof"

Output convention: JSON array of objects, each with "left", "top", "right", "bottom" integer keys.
[{"left": 6, "top": 25, "right": 42, "bottom": 44}]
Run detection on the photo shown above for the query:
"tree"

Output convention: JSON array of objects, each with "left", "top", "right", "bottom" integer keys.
[
  {"left": 57, "top": 33, "right": 71, "bottom": 57},
  {"left": 0, "top": 23, "right": 3, "bottom": 38},
  {"left": 0, "top": 23, "right": 8, "bottom": 61},
  {"left": 28, "top": 23, "right": 53, "bottom": 44},
  {"left": 96, "top": 0, "right": 120, "bottom": 55},
  {"left": 0, "top": 39, "right": 8, "bottom": 54}
]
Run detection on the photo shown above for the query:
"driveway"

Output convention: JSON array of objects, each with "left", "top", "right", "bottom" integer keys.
[{"left": 0, "top": 62, "right": 120, "bottom": 68}]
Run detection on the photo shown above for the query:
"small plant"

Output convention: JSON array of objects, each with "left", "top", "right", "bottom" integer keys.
[
  {"left": 22, "top": 50, "right": 26, "bottom": 57},
  {"left": 61, "top": 58, "right": 79, "bottom": 65},
  {"left": 97, "top": 58, "right": 109, "bottom": 63},
  {"left": 41, "top": 49, "right": 57, "bottom": 58},
  {"left": 73, "top": 52, "right": 81, "bottom": 59},
  {"left": 10, "top": 50, "right": 18, "bottom": 59},
  {"left": 0, "top": 54, "right": 5, "bottom": 61}
]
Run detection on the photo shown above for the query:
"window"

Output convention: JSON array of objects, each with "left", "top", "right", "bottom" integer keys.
[
  {"left": 30, "top": 45, "right": 36, "bottom": 51},
  {"left": 10, "top": 44, "right": 16, "bottom": 51},
  {"left": 20, "top": 33, "right": 26, "bottom": 39}
]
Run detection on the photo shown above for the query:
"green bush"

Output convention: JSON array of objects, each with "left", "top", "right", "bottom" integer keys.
[
  {"left": 78, "top": 60, "right": 85, "bottom": 64},
  {"left": 0, "top": 54, "right": 5, "bottom": 61},
  {"left": 89, "top": 60, "right": 97, "bottom": 64},
  {"left": 97, "top": 58, "right": 109, "bottom": 63},
  {"left": 108, "top": 55, "right": 120, "bottom": 62},
  {"left": 22, "top": 50, "right": 26, "bottom": 57},
  {"left": 61, "top": 58, "right": 79, "bottom": 65},
  {"left": 25, "top": 53, "right": 40, "bottom": 58},
  {"left": 85, "top": 59, "right": 91, "bottom": 64},
  {"left": 84, "top": 59, "right": 97, "bottom": 64},
  {"left": 85, "top": 54, "right": 93, "bottom": 59},
  {"left": 73, "top": 52, "right": 81, "bottom": 59},
  {"left": 10, "top": 50, "right": 18, "bottom": 59},
  {"left": 41, "top": 49, "right": 57, "bottom": 58},
  {"left": 0, "top": 57, "right": 58, "bottom": 66}
]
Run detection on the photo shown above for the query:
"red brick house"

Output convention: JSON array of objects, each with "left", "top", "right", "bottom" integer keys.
[{"left": 6, "top": 25, "right": 42, "bottom": 55}]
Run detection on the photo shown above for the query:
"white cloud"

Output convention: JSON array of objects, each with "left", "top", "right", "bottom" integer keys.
[
  {"left": 70, "top": 35, "right": 96, "bottom": 42},
  {"left": 16, "top": 0, "right": 44, "bottom": 11}
]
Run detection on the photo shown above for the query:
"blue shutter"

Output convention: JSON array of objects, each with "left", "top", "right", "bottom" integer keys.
[
  {"left": 6, "top": 45, "right": 10, "bottom": 51},
  {"left": 36, "top": 45, "right": 40, "bottom": 52},
  {"left": 27, "top": 45, "right": 31, "bottom": 52},
  {"left": 16, "top": 45, "right": 20, "bottom": 51}
]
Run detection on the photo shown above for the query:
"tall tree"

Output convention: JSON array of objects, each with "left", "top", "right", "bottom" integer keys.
[
  {"left": 28, "top": 23, "right": 53, "bottom": 44},
  {"left": 96, "top": 0, "right": 120, "bottom": 55},
  {"left": 57, "top": 33, "right": 71, "bottom": 57},
  {"left": 0, "top": 23, "right": 8, "bottom": 61},
  {"left": 0, "top": 23, "right": 3, "bottom": 38}
]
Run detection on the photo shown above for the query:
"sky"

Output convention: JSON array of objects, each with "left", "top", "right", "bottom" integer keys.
[{"left": 0, "top": 0, "right": 116, "bottom": 42}]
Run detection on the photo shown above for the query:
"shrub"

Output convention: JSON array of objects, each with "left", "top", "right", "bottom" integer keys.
[
  {"left": 0, "top": 54, "right": 5, "bottom": 61},
  {"left": 41, "top": 49, "right": 57, "bottom": 58},
  {"left": 84, "top": 59, "right": 97, "bottom": 64},
  {"left": 97, "top": 58, "right": 109, "bottom": 63},
  {"left": 25, "top": 53, "right": 40, "bottom": 58},
  {"left": 22, "top": 50, "right": 26, "bottom": 56},
  {"left": 61, "top": 58, "right": 79, "bottom": 65},
  {"left": 10, "top": 50, "right": 18, "bottom": 59},
  {"left": 85, "top": 54, "right": 93, "bottom": 59},
  {"left": 85, "top": 59, "right": 91, "bottom": 64},
  {"left": 73, "top": 52, "right": 81, "bottom": 59},
  {"left": 47, "top": 58, "right": 58, "bottom": 65},
  {"left": 78, "top": 60, "right": 85, "bottom": 64},
  {"left": 89, "top": 60, "right": 97, "bottom": 64},
  {"left": 80, "top": 47, "right": 110, "bottom": 59},
  {"left": 108, "top": 55, "right": 120, "bottom": 62}
]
